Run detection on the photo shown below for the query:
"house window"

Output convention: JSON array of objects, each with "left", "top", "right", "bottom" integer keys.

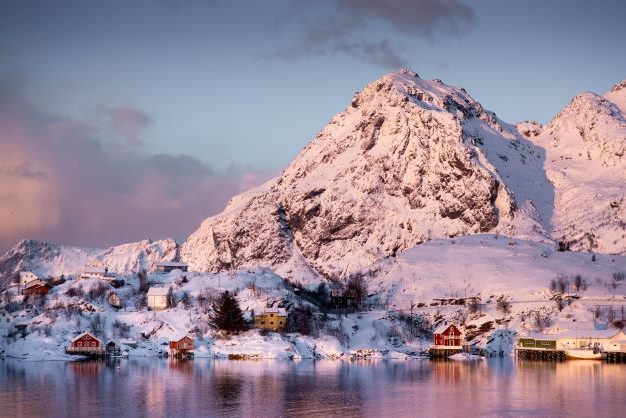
[
  {"left": 270, "top": 321, "right": 274, "bottom": 325},
  {"left": 77, "top": 342, "right": 82, "bottom": 347},
  {"left": 92, "top": 342, "right": 96, "bottom": 347}
]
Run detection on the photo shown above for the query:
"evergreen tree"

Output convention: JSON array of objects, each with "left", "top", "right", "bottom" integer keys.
[{"left": 210, "top": 291, "right": 245, "bottom": 334}]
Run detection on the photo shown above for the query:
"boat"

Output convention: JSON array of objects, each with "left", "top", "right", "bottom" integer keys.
[{"left": 565, "top": 349, "right": 604, "bottom": 360}]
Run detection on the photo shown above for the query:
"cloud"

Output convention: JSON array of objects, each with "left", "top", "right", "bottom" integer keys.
[
  {"left": 275, "top": 0, "right": 475, "bottom": 68},
  {"left": 99, "top": 105, "right": 153, "bottom": 145},
  {"left": 0, "top": 80, "right": 274, "bottom": 254}
]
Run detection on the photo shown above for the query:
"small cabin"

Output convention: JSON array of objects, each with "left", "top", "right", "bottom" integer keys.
[
  {"left": 154, "top": 261, "right": 188, "bottom": 273},
  {"left": 330, "top": 289, "right": 354, "bottom": 308},
  {"left": 433, "top": 324, "right": 464, "bottom": 348},
  {"left": 66, "top": 332, "right": 105, "bottom": 355},
  {"left": 147, "top": 287, "right": 169, "bottom": 310},
  {"left": 80, "top": 265, "right": 109, "bottom": 279},
  {"left": 169, "top": 336, "right": 194, "bottom": 358},
  {"left": 106, "top": 341, "right": 121, "bottom": 356},
  {"left": 255, "top": 308, "right": 288, "bottom": 332},
  {"left": 21, "top": 279, "right": 49, "bottom": 297},
  {"left": 108, "top": 292, "right": 122, "bottom": 309},
  {"left": 19, "top": 271, "right": 39, "bottom": 287}
]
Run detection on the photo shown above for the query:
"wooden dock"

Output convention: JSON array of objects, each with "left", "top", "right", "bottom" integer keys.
[
  {"left": 605, "top": 352, "right": 626, "bottom": 362},
  {"left": 516, "top": 348, "right": 566, "bottom": 361},
  {"left": 429, "top": 348, "right": 463, "bottom": 358}
]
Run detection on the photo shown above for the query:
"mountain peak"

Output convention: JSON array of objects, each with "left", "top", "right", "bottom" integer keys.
[{"left": 610, "top": 79, "right": 626, "bottom": 93}]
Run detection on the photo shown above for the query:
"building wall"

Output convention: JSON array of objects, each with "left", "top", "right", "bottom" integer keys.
[
  {"left": 148, "top": 295, "right": 167, "bottom": 310},
  {"left": 73, "top": 335, "right": 101, "bottom": 348},
  {"left": 255, "top": 313, "right": 287, "bottom": 331}
]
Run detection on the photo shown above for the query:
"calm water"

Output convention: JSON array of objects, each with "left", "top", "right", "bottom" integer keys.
[{"left": 0, "top": 358, "right": 625, "bottom": 417}]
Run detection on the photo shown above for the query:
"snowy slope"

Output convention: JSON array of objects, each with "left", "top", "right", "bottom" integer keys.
[
  {"left": 183, "top": 69, "right": 552, "bottom": 280},
  {"left": 524, "top": 80, "right": 626, "bottom": 254}
]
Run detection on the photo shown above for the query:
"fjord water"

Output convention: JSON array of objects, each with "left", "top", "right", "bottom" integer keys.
[{"left": 1, "top": 358, "right": 624, "bottom": 417}]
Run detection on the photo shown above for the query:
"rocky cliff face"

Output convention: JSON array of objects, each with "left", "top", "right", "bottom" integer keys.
[{"left": 182, "top": 69, "right": 551, "bottom": 280}]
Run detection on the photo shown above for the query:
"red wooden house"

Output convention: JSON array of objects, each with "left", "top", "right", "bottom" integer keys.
[
  {"left": 21, "top": 279, "right": 49, "bottom": 297},
  {"left": 66, "top": 332, "right": 105, "bottom": 355},
  {"left": 433, "top": 324, "right": 464, "bottom": 348},
  {"left": 169, "top": 336, "right": 194, "bottom": 358}
]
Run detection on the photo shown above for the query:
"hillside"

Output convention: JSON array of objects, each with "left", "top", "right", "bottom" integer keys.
[{"left": 1, "top": 235, "right": 625, "bottom": 361}]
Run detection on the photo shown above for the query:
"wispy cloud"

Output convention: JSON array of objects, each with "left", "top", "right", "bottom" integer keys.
[
  {"left": 0, "top": 79, "right": 274, "bottom": 254},
  {"left": 274, "top": 0, "right": 475, "bottom": 68},
  {"left": 98, "top": 105, "right": 153, "bottom": 145}
]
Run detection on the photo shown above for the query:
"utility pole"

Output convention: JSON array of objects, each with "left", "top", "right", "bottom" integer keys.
[{"left": 410, "top": 300, "right": 415, "bottom": 339}]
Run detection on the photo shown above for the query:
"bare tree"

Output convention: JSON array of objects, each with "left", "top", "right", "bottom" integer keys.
[
  {"left": 346, "top": 275, "right": 368, "bottom": 308},
  {"left": 137, "top": 269, "right": 149, "bottom": 292}
]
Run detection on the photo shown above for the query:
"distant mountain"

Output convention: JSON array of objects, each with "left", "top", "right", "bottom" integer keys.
[{"left": 0, "top": 238, "right": 178, "bottom": 288}]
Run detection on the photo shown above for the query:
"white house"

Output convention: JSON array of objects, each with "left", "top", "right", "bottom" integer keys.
[
  {"left": 79, "top": 265, "right": 109, "bottom": 279},
  {"left": 147, "top": 287, "right": 169, "bottom": 310},
  {"left": 19, "top": 271, "right": 39, "bottom": 287},
  {"left": 556, "top": 329, "right": 626, "bottom": 352}
]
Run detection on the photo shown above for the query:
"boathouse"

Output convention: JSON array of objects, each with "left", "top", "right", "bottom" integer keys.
[
  {"left": 66, "top": 332, "right": 105, "bottom": 355},
  {"left": 433, "top": 324, "right": 464, "bottom": 348},
  {"left": 255, "top": 308, "right": 288, "bottom": 332},
  {"left": 169, "top": 336, "right": 194, "bottom": 358},
  {"left": 154, "top": 261, "right": 188, "bottom": 273}
]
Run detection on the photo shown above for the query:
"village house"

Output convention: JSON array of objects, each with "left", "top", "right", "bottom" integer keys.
[
  {"left": 147, "top": 287, "right": 169, "bottom": 310},
  {"left": 108, "top": 292, "right": 122, "bottom": 309},
  {"left": 79, "top": 265, "right": 109, "bottom": 280},
  {"left": 21, "top": 279, "right": 49, "bottom": 297},
  {"left": 154, "top": 261, "right": 188, "bottom": 273},
  {"left": 433, "top": 324, "right": 464, "bottom": 348},
  {"left": 255, "top": 308, "right": 288, "bottom": 332},
  {"left": 330, "top": 289, "right": 355, "bottom": 308},
  {"left": 66, "top": 332, "right": 105, "bottom": 355},
  {"left": 169, "top": 335, "right": 194, "bottom": 358},
  {"left": 19, "top": 271, "right": 39, "bottom": 287}
]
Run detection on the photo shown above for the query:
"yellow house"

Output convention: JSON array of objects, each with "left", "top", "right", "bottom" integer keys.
[{"left": 255, "top": 308, "right": 287, "bottom": 332}]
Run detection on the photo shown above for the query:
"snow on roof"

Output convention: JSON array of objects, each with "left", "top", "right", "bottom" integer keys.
[
  {"left": 147, "top": 287, "right": 170, "bottom": 296},
  {"left": 83, "top": 265, "right": 107, "bottom": 274},
  {"left": 262, "top": 308, "right": 287, "bottom": 316},
  {"left": 23, "top": 279, "right": 46, "bottom": 289},
  {"left": 71, "top": 332, "right": 101, "bottom": 343},
  {"left": 530, "top": 329, "right": 625, "bottom": 340},
  {"left": 20, "top": 271, "right": 38, "bottom": 278},
  {"left": 434, "top": 323, "right": 462, "bottom": 335},
  {"left": 155, "top": 261, "right": 188, "bottom": 267}
]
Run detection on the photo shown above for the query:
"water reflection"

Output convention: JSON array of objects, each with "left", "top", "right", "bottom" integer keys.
[{"left": 0, "top": 358, "right": 625, "bottom": 417}]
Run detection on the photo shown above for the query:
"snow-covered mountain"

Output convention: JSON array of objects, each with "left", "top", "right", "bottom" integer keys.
[
  {"left": 520, "top": 79, "right": 626, "bottom": 254},
  {"left": 182, "top": 69, "right": 594, "bottom": 279},
  {"left": 2, "top": 70, "right": 624, "bottom": 284},
  {"left": 0, "top": 238, "right": 178, "bottom": 287}
]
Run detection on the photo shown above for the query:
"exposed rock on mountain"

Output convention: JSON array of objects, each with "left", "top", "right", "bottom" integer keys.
[{"left": 182, "top": 69, "right": 554, "bottom": 279}]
